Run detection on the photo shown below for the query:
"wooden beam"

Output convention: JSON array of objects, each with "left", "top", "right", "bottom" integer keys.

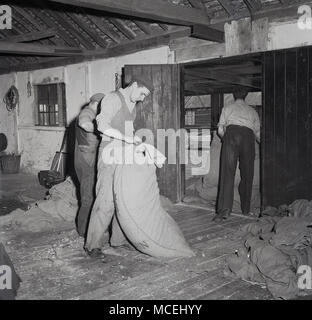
[
  {"left": 33, "top": 8, "right": 78, "bottom": 47},
  {"left": 109, "top": 18, "right": 137, "bottom": 40},
  {"left": 217, "top": 0, "right": 237, "bottom": 16},
  {"left": 13, "top": 6, "right": 44, "bottom": 31},
  {"left": 134, "top": 21, "right": 153, "bottom": 35},
  {"left": 242, "top": 0, "right": 262, "bottom": 14},
  {"left": 0, "top": 41, "right": 93, "bottom": 56},
  {"left": 46, "top": 0, "right": 211, "bottom": 27},
  {"left": 192, "top": 25, "right": 224, "bottom": 42},
  {"left": 92, "top": 17, "right": 122, "bottom": 44},
  {"left": 66, "top": 12, "right": 108, "bottom": 47},
  {"left": 0, "top": 29, "right": 56, "bottom": 43},
  {"left": 188, "top": 0, "right": 211, "bottom": 17},
  {"left": 211, "top": 0, "right": 312, "bottom": 26},
  {"left": 0, "top": 27, "right": 191, "bottom": 74},
  {"left": 185, "top": 69, "right": 261, "bottom": 89},
  {"left": 47, "top": 9, "right": 95, "bottom": 49}
]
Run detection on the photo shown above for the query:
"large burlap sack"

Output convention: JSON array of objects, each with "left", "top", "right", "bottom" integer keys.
[{"left": 114, "top": 162, "right": 195, "bottom": 258}]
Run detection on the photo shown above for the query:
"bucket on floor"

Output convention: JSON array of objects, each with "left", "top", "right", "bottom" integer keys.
[{"left": 0, "top": 154, "right": 21, "bottom": 174}]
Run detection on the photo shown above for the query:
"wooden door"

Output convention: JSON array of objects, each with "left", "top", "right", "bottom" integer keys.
[
  {"left": 262, "top": 46, "right": 312, "bottom": 207},
  {"left": 124, "top": 64, "right": 182, "bottom": 203}
]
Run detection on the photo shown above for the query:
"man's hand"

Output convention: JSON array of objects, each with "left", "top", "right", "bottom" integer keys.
[
  {"left": 218, "top": 126, "right": 225, "bottom": 139},
  {"left": 124, "top": 135, "right": 142, "bottom": 145}
]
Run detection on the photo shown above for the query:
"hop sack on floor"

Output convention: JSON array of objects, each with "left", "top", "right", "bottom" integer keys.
[{"left": 112, "top": 144, "right": 195, "bottom": 258}]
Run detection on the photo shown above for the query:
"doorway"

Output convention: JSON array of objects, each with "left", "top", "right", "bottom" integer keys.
[{"left": 180, "top": 52, "right": 263, "bottom": 214}]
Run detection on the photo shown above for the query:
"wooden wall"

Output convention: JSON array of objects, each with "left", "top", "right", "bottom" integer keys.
[
  {"left": 124, "top": 64, "right": 182, "bottom": 202},
  {"left": 263, "top": 46, "right": 312, "bottom": 207}
]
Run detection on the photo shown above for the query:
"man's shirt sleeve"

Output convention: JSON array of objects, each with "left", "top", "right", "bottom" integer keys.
[
  {"left": 218, "top": 105, "right": 229, "bottom": 127},
  {"left": 78, "top": 106, "right": 95, "bottom": 127},
  {"left": 96, "top": 93, "right": 121, "bottom": 134}
]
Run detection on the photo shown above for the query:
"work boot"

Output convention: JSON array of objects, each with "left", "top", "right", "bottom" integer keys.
[{"left": 212, "top": 209, "right": 231, "bottom": 222}]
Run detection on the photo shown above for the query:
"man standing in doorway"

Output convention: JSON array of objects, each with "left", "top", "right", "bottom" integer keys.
[
  {"left": 74, "top": 93, "right": 104, "bottom": 237},
  {"left": 85, "top": 78, "right": 152, "bottom": 257},
  {"left": 213, "top": 88, "right": 260, "bottom": 222}
]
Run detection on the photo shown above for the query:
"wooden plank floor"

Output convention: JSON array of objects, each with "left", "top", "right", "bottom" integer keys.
[{"left": 0, "top": 202, "right": 272, "bottom": 300}]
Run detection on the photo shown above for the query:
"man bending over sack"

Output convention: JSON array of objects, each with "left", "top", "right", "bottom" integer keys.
[{"left": 84, "top": 78, "right": 152, "bottom": 258}]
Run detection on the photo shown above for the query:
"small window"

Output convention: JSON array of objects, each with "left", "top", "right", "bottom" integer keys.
[{"left": 35, "top": 83, "right": 66, "bottom": 126}]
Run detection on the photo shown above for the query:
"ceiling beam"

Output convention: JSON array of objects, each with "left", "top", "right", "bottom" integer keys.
[
  {"left": 242, "top": 0, "right": 262, "bottom": 14},
  {"left": 0, "top": 27, "right": 191, "bottom": 74},
  {"left": 0, "top": 41, "right": 93, "bottom": 56},
  {"left": 34, "top": 8, "right": 78, "bottom": 47},
  {"left": 12, "top": 6, "right": 44, "bottom": 31},
  {"left": 46, "top": 0, "right": 223, "bottom": 41},
  {"left": 134, "top": 21, "right": 153, "bottom": 35},
  {"left": 188, "top": 0, "right": 211, "bottom": 18},
  {"left": 47, "top": 9, "right": 95, "bottom": 49},
  {"left": 93, "top": 17, "right": 122, "bottom": 44},
  {"left": 217, "top": 0, "right": 237, "bottom": 16},
  {"left": 66, "top": 12, "right": 108, "bottom": 47},
  {"left": 211, "top": 0, "right": 312, "bottom": 25},
  {"left": 185, "top": 69, "right": 261, "bottom": 90},
  {"left": 46, "top": 0, "right": 211, "bottom": 27},
  {"left": 191, "top": 25, "right": 224, "bottom": 42},
  {"left": 0, "top": 29, "right": 56, "bottom": 43},
  {"left": 109, "top": 18, "right": 137, "bottom": 40}
]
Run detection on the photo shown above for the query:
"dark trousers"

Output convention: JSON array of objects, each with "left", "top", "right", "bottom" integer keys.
[
  {"left": 74, "top": 143, "right": 97, "bottom": 236},
  {"left": 217, "top": 125, "right": 255, "bottom": 215}
]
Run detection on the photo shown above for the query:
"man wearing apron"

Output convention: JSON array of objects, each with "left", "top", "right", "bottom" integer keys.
[
  {"left": 74, "top": 93, "right": 104, "bottom": 237},
  {"left": 85, "top": 79, "right": 152, "bottom": 257}
]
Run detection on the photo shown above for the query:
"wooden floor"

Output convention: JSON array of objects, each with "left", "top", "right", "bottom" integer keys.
[{"left": 0, "top": 174, "right": 272, "bottom": 300}]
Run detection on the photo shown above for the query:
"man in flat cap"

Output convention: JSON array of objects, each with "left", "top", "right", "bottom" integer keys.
[
  {"left": 74, "top": 93, "right": 105, "bottom": 237},
  {"left": 85, "top": 79, "right": 153, "bottom": 257}
]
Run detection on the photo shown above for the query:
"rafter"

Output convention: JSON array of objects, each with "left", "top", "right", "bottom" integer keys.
[
  {"left": 0, "top": 27, "right": 191, "bottom": 74},
  {"left": 192, "top": 25, "right": 224, "bottom": 42},
  {"left": 217, "top": 0, "right": 237, "bottom": 16},
  {"left": 242, "top": 0, "right": 263, "bottom": 14},
  {"left": 188, "top": 0, "right": 211, "bottom": 18},
  {"left": 134, "top": 21, "right": 153, "bottom": 35},
  {"left": 34, "top": 8, "right": 78, "bottom": 47},
  {"left": 0, "top": 29, "right": 56, "bottom": 43},
  {"left": 66, "top": 12, "right": 108, "bottom": 47},
  {"left": 211, "top": 0, "right": 312, "bottom": 26},
  {"left": 109, "top": 18, "right": 137, "bottom": 40},
  {"left": 13, "top": 6, "right": 44, "bottom": 31},
  {"left": 47, "top": 9, "right": 95, "bottom": 49},
  {"left": 0, "top": 41, "right": 94, "bottom": 56},
  {"left": 46, "top": 0, "right": 211, "bottom": 27}
]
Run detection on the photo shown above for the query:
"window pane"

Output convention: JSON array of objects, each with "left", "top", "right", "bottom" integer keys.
[
  {"left": 39, "top": 113, "right": 44, "bottom": 126},
  {"left": 36, "top": 84, "right": 66, "bottom": 127},
  {"left": 50, "top": 112, "right": 56, "bottom": 125}
]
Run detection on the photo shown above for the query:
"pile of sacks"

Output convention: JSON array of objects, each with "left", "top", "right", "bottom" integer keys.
[
  {"left": 226, "top": 199, "right": 312, "bottom": 299},
  {"left": 0, "top": 177, "right": 79, "bottom": 233},
  {"left": 36, "top": 176, "right": 78, "bottom": 222}
]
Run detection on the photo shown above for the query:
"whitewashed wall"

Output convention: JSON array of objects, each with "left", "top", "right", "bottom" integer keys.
[
  {"left": 0, "top": 73, "right": 18, "bottom": 154},
  {"left": 268, "top": 20, "right": 312, "bottom": 50},
  {"left": 1, "top": 46, "right": 171, "bottom": 173}
]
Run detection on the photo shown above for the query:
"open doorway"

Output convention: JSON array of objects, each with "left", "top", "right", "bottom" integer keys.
[{"left": 180, "top": 52, "right": 263, "bottom": 215}]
